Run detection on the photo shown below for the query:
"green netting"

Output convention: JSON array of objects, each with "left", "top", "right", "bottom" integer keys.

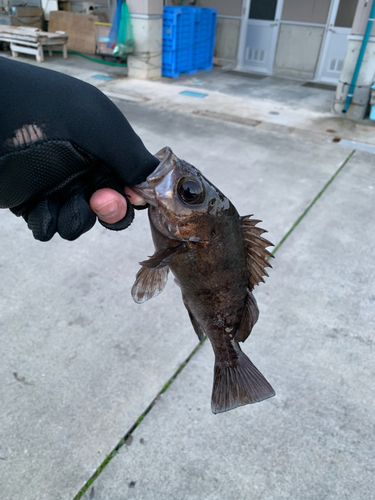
[{"left": 113, "top": 1, "right": 135, "bottom": 58}]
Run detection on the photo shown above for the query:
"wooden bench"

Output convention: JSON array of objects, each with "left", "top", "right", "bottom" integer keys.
[{"left": 0, "top": 26, "right": 68, "bottom": 63}]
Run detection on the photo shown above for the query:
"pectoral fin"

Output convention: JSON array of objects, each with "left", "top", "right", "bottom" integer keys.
[
  {"left": 140, "top": 243, "right": 185, "bottom": 269},
  {"left": 236, "top": 289, "right": 259, "bottom": 342},
  {"left": 241, "top": 215, "right": 274, "bottom": 290},
  {"left": 131, "top": 266, "right": 169, "bottom": 304}
]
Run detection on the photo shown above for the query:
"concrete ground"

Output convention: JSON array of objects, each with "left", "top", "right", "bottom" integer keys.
[{"left": 1, "top": 52, "right": 375, "bottom": 500}]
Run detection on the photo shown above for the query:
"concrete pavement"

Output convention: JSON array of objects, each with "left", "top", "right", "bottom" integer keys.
[
  {"left": 2, "top": 52, "right": 375, "bottom": 145},
  {"left": 80, "top": 149, "right": 375, "bottom": 500},
  {"left": 1, "top": 53, "right": 374, "bottom": 500}
]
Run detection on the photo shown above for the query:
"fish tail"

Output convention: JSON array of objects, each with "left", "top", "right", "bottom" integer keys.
[{"left": 211, "top": 345, "right": 275, "bottom": 414}]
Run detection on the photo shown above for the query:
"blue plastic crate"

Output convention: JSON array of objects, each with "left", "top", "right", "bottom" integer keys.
[
  {"left": 162, "top": 6, "right": 196, "bottom": 78},
  {"left": 192, "top": 8, "right": 217, "bottom": 72},
  {"left": 162, "top": 6, "right": 217, "bottom": 78}
]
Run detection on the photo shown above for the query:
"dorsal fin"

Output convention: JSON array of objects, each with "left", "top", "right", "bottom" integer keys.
[{"left": 241, "top": 215, "right": 274, "bottom": 290}]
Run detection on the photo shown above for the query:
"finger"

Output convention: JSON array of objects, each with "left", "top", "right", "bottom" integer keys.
[
  {"left": 97, "top": 196, "right": 135, "bottom": 231},
  {"left": 57, "top": 193, "right": 96, "bottom": 241},
  {"left": 26, "top": 199, "right": 60, "bottom": 241},
  {"left": 124, "top": 186, "right": 147, "bottom": 207},
  {"left": 90, "top": 188, "right": 127, "bottom": 225},
  {"left": 89, "top": 185, "right": 135, "bottom": 232}
]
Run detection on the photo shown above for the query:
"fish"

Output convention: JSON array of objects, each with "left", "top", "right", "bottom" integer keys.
[{"left": 131, "top": 147, "right": 275, "bottom": 414}]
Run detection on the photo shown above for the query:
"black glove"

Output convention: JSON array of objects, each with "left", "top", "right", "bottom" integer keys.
[{"left": 0, "top": 58, "right": 159, "bottom": 241}]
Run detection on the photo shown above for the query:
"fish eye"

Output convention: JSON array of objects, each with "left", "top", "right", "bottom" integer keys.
[{"left": 177, "top": 178, "right": 205, "bottom": 205}]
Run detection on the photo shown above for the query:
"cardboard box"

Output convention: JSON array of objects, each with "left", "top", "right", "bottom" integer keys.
[
  {"left": 49, "top": 11, "right": 98, "bottom": 54},
  {"left": 58, "top": 1, "right": 72, "bottom": 12},
  {"left": 11, "top": 7, "right": 44, "bottom": 17},
  {"left": 11, "top": 17, "right": 43, "bottom": 29},
  {"left": 11, "top": 7, "right": 43, "bottom": 29}
]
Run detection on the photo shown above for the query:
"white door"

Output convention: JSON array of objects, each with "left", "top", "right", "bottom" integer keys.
[
  {"left": 238, "top": 0, "right": 284, "bottom": 74},
  {"left": 316, "top": 0, "right": 357, "bottom": 83}
]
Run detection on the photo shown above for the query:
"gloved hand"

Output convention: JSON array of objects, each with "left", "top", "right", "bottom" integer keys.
[{"left": 0, "top": 58, "right": 159, "bottom": 241}]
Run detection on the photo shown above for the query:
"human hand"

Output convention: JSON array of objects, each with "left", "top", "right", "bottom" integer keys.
[
  {"left": 0, "top": 58, "right": 158, "bottom": 241},
  {"left": 90, "top": 187, "right": 146, "bottom": 225}
]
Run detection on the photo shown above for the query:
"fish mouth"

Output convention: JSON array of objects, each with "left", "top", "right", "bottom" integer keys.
[
  {"left": 131, "top": 184, "right": 156, "bottom": 206},
  {"left": 149, "top": 147, "right": 175, "bottom": 182},
  {"left": 133, "top": 147, "right": 209, "bottom": 244},
  {"left": 132, "top": 147, "right": 176, "bottom": 207}
]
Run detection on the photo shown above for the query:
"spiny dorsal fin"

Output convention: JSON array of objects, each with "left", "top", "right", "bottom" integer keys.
[
  {"left": 241, "top": 215, "right": 274, "bottom": 290},
  {"left": 140, "top": 243, "right": 185, "bottom": 269}
]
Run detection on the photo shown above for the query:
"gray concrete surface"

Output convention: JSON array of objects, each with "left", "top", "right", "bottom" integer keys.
[
  {"left": 82, "top": 149, "right": 375, "bottom": 500},
  {"left": 1, "top": 53, "right": 374, "bottom": 500},
  {"left": 0, "top": 100, "right": 350, "bottom": 500},
  {"left": 163, "top": 67, "right": 335, "bottom": 113},
  {"left": 2, "top": 53, "right": 375, "bottom": 144}
]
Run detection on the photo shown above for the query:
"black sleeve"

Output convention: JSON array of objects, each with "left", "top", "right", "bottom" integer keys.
[{"left": 0, "top": 57, "right": 159, "bottom": 240}]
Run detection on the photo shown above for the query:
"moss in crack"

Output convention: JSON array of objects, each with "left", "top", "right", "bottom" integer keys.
[
  {"left": 73, "top": 339, "right": 205, "bottom": 500},
  {"left": 272, "top": 150, "right": 355, "bottom": 256}
]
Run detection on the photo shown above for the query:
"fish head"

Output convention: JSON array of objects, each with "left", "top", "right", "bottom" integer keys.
[{"left": 132, "top": 147, "right": 232, "bottom": 242}]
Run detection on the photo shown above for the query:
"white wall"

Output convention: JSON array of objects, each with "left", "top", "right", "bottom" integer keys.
[
  {"left": 214, "top": 17, "right": 241, "bottom": 66},
  {"left": 274, "top": 24, "right": 324, "bottom": 80},
  {"left": 352, "top": 0, "right": 375, "bottom": 35}
]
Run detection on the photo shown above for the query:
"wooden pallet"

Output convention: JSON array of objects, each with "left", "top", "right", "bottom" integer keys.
[{"left": 0, "top": 26, "right": 68, "bottom": 63}]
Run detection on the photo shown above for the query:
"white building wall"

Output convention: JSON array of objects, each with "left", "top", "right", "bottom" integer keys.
[
  {"left": 274, "top": 24, "right": 324, "bottom": 80},
  {"left": 333, "top": 0, "right": 375, "bottom": 119},
  {"left": 214, "top": 17, "right": 241, "bottom": 67}
]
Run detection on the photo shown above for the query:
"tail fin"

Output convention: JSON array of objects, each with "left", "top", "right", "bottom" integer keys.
[{"left": 211, "top": 348, "right": 275, "bottom": 414}]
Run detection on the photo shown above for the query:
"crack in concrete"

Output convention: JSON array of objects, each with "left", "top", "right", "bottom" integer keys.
[
  {"left": 72, "top": 342, "right": 203, "bottom": 500},
  {"left": 13, "top": 372, "right": 34, "bottom": 386},
  {"left": 272, "top": 150, "right": 355, "bottom": 255}
]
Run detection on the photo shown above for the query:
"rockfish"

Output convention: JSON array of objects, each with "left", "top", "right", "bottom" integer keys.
[{"left": 131, "top": 147, "right": 275, "bottom": 414}]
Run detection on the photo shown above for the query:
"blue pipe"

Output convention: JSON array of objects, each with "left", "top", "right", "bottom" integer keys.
[{"left": 342, "top": 0, "right": 375, "bottom": 113}]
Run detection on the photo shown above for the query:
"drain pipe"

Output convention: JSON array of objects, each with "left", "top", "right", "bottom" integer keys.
[{"left": 342, "top": 0, "right": 375, "bottom": 113}]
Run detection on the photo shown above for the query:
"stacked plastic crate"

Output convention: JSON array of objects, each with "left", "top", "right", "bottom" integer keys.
[
  {"left": 162, "top": 6, "right": 217, "bottom": 78},
  {"left": 192, "top": 7, "right": 217, "bottom": 72}
]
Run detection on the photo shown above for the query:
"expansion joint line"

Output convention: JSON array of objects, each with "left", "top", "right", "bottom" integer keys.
[
  {"left": 72, "top": 342, "right": 204, "bottom": 500},
  {"left": 272, "top": 150, "right": 355, "bottom": 255}
]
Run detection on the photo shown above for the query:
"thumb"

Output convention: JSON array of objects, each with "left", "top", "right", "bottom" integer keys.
[{"left": 90, "top": 189, "right": 128, "bottom": 225}]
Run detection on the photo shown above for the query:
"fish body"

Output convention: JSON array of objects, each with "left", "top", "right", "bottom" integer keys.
[{"left": 132, "top": 147, "right": 275, "bottom": 413}]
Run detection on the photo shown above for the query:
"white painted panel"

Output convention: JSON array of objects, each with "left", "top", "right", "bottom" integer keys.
[
  {"left": 242, "top": 23, "right": 277, "bottom": 72},
  {"left": 238, "top": 0, "right": 284, "bottom": 74},
  {"left": 317, "top": 27, "right": 350, "bottom": 82}
]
